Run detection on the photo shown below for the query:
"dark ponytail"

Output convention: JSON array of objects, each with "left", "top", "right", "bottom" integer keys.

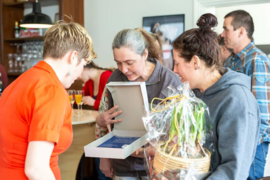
[
  {"left": 173, "top": 13, "right": 223, "bottom": 73},
  {"left": 197, "top": 13, "right": 218, "bottom": 30}
]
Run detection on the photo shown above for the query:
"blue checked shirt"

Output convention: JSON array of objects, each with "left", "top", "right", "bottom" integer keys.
[{"left": 224, "top": 42, "right": 270, "bottom": 143}]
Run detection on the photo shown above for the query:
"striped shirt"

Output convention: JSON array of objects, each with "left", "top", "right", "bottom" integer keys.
[{"left": 224, "top": 42, "right": 270, "bottom": 143}]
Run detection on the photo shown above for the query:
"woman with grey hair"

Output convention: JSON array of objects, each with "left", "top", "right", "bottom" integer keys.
[{"left": 95, "top": 28, "right": 182, "bottom": 180}]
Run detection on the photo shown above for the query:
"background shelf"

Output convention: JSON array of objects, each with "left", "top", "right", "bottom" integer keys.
[
  {"left": 4, "top": 36, "right": 44, "bottom": 42},
  {"left": 7, "top": 72, "right": 22, "bottom": 76}
]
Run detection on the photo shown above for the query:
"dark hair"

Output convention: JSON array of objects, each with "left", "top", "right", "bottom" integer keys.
[
  {"left": 218, "top": 34, "right": 225, "bottom": 46},
  {"left": 84, "top": 61, "right": 115, "bottom": 72},
  {"left": 218, "top": 35, "right": 234, "bottom": 55},
  {"left": 224, "top": 10, "right": 254, "bottom": 40},
  {"left": 112, "top": 28, "right": 160, "bottom": 60},
  {"left": 173, "top": 13, "right": 223, "bottom": 73}
]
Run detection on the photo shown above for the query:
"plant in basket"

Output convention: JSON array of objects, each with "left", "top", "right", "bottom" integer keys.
[{"left": 143, "top": 82, "right": 213, "bottom": 180}]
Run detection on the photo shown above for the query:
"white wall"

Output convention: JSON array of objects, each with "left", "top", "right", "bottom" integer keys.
[
  {"left": 215, "top": 3, "right": 270, "bottom": 45},
  {"left": 193, "top": 0, "right": 206, "bottom": 28},
  {"left": 193, "top": 0, "right": 216, "bottom": 28},
  {"left": 84, "top": 0, "right": 194, "bottom": 68}
]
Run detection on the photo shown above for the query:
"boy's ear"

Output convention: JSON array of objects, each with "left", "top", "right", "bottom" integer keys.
[{"left": 70, "top": 51, "right": 78, "bottom": 65}]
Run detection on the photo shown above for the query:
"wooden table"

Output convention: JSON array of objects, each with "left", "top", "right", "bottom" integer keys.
[{"left": 58, "top": 109, "right": 98, "bottom": 180}]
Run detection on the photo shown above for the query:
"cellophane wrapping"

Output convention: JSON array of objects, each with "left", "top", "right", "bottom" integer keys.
[{"left": 142, "top": 82, "right": 214, "bottom": 180}]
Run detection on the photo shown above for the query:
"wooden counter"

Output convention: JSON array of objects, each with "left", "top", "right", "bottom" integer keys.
[{"left": 58, "top": 109, "right": 98, "bottom": 180}]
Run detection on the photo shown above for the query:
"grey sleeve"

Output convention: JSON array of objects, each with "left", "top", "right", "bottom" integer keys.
[
  {"left": 164, "top": 72, "right": 182, "bottom": 91},
  {"left": 207, "top": 89, "right": 259, "bottom": 180},
  {"left": 156, "top": 70, "right": 182, "bottom": 99}
]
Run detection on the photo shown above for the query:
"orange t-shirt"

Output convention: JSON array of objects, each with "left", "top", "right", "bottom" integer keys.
[{"left": 0, "top": 61, "right": 73, "bottom": 180}]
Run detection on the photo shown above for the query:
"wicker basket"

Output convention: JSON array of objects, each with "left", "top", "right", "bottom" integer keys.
[{"left": 153, "top": 147, "right": 211, "bottom": 174}]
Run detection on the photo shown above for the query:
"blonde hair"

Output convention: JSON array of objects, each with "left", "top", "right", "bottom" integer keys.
[{"left": 43, "top": 20, "right": 97, "bottom": 63}]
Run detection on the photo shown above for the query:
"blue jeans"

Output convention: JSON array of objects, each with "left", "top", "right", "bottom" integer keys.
[
  {"left": 94, "top": 158, "right": 113, "bottom": 180},
  {"left": 248, "top": 142, "right": 269, "bottom": 180}
]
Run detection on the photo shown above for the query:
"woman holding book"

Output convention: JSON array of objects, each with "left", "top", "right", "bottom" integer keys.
[{"left": 95, "top": 28, "right": 182, "bottom": 180}]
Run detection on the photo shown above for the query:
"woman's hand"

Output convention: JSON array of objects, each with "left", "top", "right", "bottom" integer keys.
[
  {"left": 82, "top": 96, "right": 95, "bottom": 106},
  {"left": 100, "top": 158, "right": 113, "bottom": 178},
  {"left": 145, "top": 145, "right": 156, "bottom": 178},
  {"left": 131, "top": 145, "right": 156, "bottom": 158},
  {"left": 96, "top": 105, "right": 122, "bottom": 131},
  {"left": 130, "top": 148, "right": 145, "bottom": 158},
  {"left": 145, "top": 145, "right": 156, "bottom": 158}
]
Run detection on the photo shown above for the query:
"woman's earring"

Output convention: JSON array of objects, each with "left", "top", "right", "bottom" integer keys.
[
  {"left": 69, "top": 71, "right": 71, "bottom": 76},
  {"left": 195, "top": 66, "right": 200, "bottom": 70}
]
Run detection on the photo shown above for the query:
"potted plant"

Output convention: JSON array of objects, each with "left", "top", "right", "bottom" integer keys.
[{"left": 143, "top": 82, "right": 213, "bottom": 180}]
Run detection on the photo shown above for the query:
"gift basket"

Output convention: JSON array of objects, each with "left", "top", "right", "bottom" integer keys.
[{"left": 143, "top": 82, "right": 214, "bottom": 180}]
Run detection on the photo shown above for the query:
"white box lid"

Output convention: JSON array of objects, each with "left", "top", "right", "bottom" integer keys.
[{"left": 106, "top": 82, "right": 149, "bottom": 131}]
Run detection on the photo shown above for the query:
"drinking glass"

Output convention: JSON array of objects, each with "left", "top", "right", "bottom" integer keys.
[
  {"left": 13, "top": 54, "right": 18, "bottom": 72},
  {"left": 22, "top": 43, "right": 28, "bottom": 54},
  {"left": 68, "top": 90, "right": 75, "bottom": 112},
  {"left": 75, "top": 90, "right": 84, "bottom": 115},
  {"left": 7, "top": 53, "right": 14, "bottom": 73}
]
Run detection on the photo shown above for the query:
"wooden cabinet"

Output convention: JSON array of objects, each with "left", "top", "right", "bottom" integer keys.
[{"left": 0, "top": 0, "right": 84, "bottom": 84}]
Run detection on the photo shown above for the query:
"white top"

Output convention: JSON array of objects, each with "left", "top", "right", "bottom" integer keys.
[{"left": 72, "top": 109, "right": 98, "bottom": 125}]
